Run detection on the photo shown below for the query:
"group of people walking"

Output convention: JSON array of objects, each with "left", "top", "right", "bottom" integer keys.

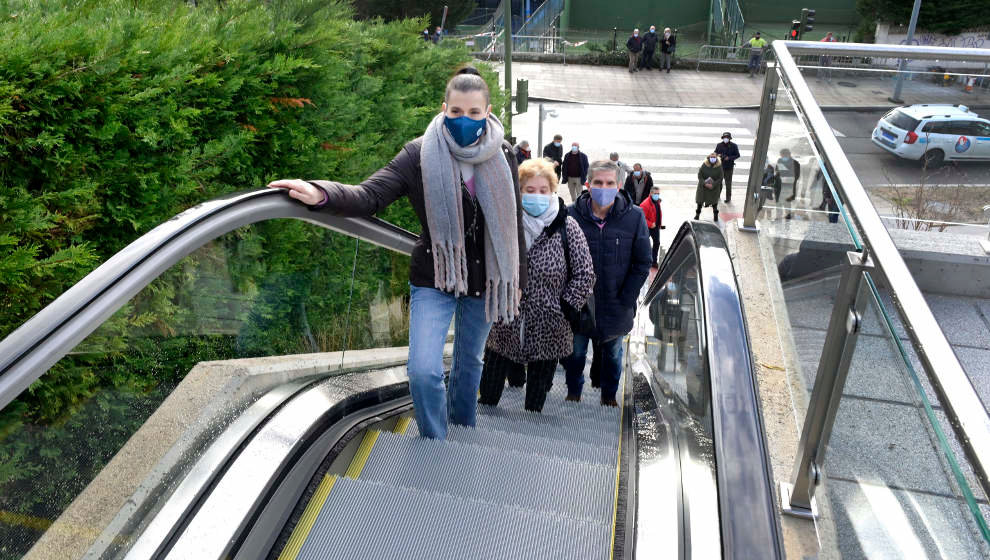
[
  {"left": 627, "top": 27, "right": 676, "bottom": 73},
  {"left": 270, "top": 67, "right": 652, "bottom": 441}
]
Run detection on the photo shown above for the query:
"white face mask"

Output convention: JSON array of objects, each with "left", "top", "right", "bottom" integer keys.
[
  {"left": 722, "top": 138, "right": 729, "bottom": 144},
  {"left": 709, "top": 157, "right": 718, "bottom": 164},
  {"left": 633, "top": 33, "right": 639, "bottom": 38},
  {"left": 664, "top": 32, "right": 670, "bottom": 38}
]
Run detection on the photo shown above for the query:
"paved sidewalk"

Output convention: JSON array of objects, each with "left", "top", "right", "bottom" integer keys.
[{"left": 496, "top": 61, "right": 990, "bottom": 109}]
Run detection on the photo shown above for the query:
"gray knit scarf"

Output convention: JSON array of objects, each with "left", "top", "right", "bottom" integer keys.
[{"left": 421, "top": 112, "right": 520, "bottom": 323}]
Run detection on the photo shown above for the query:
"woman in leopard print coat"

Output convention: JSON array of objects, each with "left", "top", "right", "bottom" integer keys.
[{"left": 480, "top": 159, "right": 595, "bottom": 412}]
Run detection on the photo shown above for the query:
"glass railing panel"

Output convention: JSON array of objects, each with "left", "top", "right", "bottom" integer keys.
[{"left": 0, "top": 217, "right": 410, "bottom": 559}]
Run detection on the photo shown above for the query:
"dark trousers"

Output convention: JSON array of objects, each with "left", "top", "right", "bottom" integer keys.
[
  {"left": 639, "top": 49, "right": 655, "bottom": 69},
  {"left": 648, "top": 227, "right": 661, "bottom": 265},
  {"left": 479, "top": 348, "right": 558, "bottom": 412},
  {"left": 723, "top": 167, "right": 734, "bottom": 201},
  {"left": 562, "top": 334, "right": 623, "bottom": 401},
  {"left": 696, "top": 202, "right": 719, "bottom": 221}
]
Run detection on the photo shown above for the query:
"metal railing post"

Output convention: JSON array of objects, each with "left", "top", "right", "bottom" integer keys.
[
  {"left": 740, "top": 62, "right": 778, "bottom": 231},
  {"left": 780, "top": 250, "right": 873, "bottom": 518}
]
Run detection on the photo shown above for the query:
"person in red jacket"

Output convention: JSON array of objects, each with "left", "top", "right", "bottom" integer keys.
[{"left": 639, "top": 185, "right": 666, "bottom": 267}]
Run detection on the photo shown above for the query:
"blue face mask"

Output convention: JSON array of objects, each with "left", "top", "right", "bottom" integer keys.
[
  {"left": 651, "top": 193, "right": 660, "bottom": 201},
  {"left": 553, "top": 141, "right": 561, "bottom": 148},
  {"left": 444, "top": 115, "right": 487, "bottom": 147},
  {"left": 633, "top": 171, "right": 642, "bottom": 177},
  {"left": 591, "top": 187, "right": 619, "bottom": 207},
  {"left": 521, "top": 193, "right": 552, "bottom": 217}
]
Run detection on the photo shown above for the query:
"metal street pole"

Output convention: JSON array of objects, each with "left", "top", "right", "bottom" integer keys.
[
  {"left": 538, "top": 103, "right": 544, "bottom": 154},
  {"left": 503, "top": 0, "right": 513, "bottom": 138},
  {"left": 889, "top": 0, "right": 922, "bottom": 104}
]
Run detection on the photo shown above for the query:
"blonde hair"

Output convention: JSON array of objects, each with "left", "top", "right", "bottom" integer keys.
[{"left": 519, "top": 158, "right": 559, "bottom": 192}]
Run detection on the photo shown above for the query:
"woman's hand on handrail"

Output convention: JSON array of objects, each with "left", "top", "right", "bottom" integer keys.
[{"left": 267, "top": 179, "right": 324, "bottom": 206}]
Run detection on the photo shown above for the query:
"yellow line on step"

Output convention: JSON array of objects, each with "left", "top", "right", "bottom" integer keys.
[
  {"left": 276, "top": 474, "right": 338, "bottom": 560},
  {"left": 609, "top": 372, "right": 626, "bottom": 560},
  {"left": 344, "top": 430, "right": 380, "bottom": 479},
  {"left": 393, "top": 416, "right": 412, "bottom": 435}
]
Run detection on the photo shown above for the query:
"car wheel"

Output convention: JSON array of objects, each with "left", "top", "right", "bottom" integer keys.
[{"left": 922, "top": 149, "right": 944, "bottom": 168}]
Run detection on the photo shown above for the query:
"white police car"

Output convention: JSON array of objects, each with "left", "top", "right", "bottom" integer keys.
[{"left": 871, "top": 104, "right": 990, "bottom": 167}]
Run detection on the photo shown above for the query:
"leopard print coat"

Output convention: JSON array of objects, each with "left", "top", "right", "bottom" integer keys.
[{"left": 486, "top": 198, "right": 595, "bottom": 363}]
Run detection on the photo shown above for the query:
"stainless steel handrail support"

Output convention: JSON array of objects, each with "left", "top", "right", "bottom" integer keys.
[
  {"left": 782, "top": 251, "right": 872, "bottom": 519},
  {"left": 769, "top": 40, "right": 990, "bottom": 504},
  {"left": 740, "top": 63, "right": 778, "bottom": 231}
]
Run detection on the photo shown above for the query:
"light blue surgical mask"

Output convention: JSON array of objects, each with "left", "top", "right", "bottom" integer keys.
[
  {"left": 570, "top": 146, "right": 579, "bottom": 153},
  {"left": 553, "top": 141, "right": 561, "bottom": 148},
  {"left": 651, "top": 193, "right": 660, "bottom": 201},
  {"left": 521, "top": 193, "right": 552, "bottom": 217},
  {"left": 780, "top": 156, "right": 791, "bottom": 162},
  {"left": 633, "top": 171, "right": 642, "bottom": 177},
  {"left": 591, "top": 187, "right": 619, "bottom": 207},
  {"left": 444, "top": 115, "right": 487, "bottom": 147}
]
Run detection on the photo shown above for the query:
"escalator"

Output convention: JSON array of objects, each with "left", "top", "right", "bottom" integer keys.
[{"left": 0, "top": 189, "right": 781, "bottom": 560}]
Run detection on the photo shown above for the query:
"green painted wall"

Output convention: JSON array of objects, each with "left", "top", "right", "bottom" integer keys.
[
  {"left": 742, "top": 0, "right": 858, "bottom": 25},
  {"left": 564, "top": 0, "right": 708, "bottom": 32}
]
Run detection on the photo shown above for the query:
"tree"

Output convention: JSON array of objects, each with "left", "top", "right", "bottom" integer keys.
[
  {"left": 352, "top": 0, "right": 476, "bottom": 30},
  {"left": 856, "top": 0, "right": 990, "bottom": 40}
]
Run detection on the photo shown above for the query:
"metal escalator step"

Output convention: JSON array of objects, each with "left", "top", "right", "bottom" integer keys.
[
  {"left": 297, "top": 477, "right": 611, "bottom": 560},
  {"left": 473, "top": 411, "right": 618, "bottom": 448},
  {"left": 494, "top": 386, "right": 622, "bottom": 422},
  {"left": 359, "top": 431, "right": 616, "bottom": 522},
  {"left": 477, "top": 404, "right": 616, "bottom": 441},
  {"left": 403, "top": 422, "right": 615, "bottom": 466}
]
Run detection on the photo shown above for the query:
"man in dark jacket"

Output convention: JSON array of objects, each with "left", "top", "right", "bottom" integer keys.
[
  {"left": 640, "top": 26, "right": 659, "bottom": 70},
  {"left": 714, "top": 131, "right": 741, "bottom": 203},
  {"left": 562, "top": 142, "right": 590, "bottom": 203},
  {"left": 543, "top": 134, "right": 564, "bottom": 181},
  {"left": 626, "top": 29, "right": 642, "bottom": 73},
  {"left": 622, "top": 163, "right": 654, "bottom": 205},
  {"left": 514, "top": 140, "right": 532, "bottom": 165},
  {"left": 564, "top": 160, "right": 652, "bottom": 407}
]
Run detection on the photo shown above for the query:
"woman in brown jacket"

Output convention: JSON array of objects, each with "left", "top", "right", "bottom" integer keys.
[
  {"left": 268, "top": 68, "right": 526, "bottom": 440},
  {"left": 479, "top": 159, "right": 595, "bottom": 412}
]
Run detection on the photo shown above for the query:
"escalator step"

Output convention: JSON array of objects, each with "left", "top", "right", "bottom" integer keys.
[
  {"left": 403, "top": 422, "right": 615, "bottom": 466},
  {"left": 474, "top": 407, "right": 618, "bottom": 448},
  {"left": 359, "top": 431, "right": 616, "bottom": 522},
  {"left": 296, "top": 476, "right": 610, "bottom": 560}
]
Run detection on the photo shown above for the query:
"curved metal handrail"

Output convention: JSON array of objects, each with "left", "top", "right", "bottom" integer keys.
[
  {"left": 0, "top": 188, "right": 419, "bottom": 412},
  {"left": 642, "top": 220, "right": 783, "bottom": 560}
]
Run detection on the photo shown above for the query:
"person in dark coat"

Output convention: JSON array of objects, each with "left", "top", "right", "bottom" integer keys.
[
  {"left": 561, "top": 142, "right": 590, "bottom": 203},
  {"left": 714, "top": 131, "right": 741, "bottom": 203},
  {"left": 543, "top": 134, "right": 564, "bottom": 180},
  {"left": 695, "top": 153, "right": 724, "bottom": 221},
  {"left": 514, "top": 140, "right": 532, "bottom": 165},
  {"left": 563, "top": 160, "right": 652, "bottom": 407},
  {"left": 480, "top": 159, "right": 595, "bottom": 412},
  {"left": 622, "top": 163, "right": 654, "bottom": 205},
  {"left": 269, "top": 68, "right": 527, "bottom": 440},
  {"left": 660, "top": 27, "right": 676, "bottom": 73},
  {"left": 626, "top": 29, "right": 643, "bottom": 73},
  {"left": 776, "top": 148, "right": 801, "bottom": 220},
  {"left": 639, "top": 185, "right": 665, "bottom": 267},
  {"left": 640, "top": 26, "right": 659, "bottom": 70}
]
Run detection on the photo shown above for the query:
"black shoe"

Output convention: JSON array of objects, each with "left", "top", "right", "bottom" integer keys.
[
  {"left": 713, "top": 211, "right": 719, "bottom": 221},
  {"left": 785, "top": 213, "right": 793, "bottom": 220},
  {"left": 666, "top": 69, "right": 671, "bottom": 73},
  {"left": 724, "top": 198, "right": 731, "bottom": 203},
  {"left": 565, "top": 394, "right": 581, "bottom": 402},
  {"left": 601, "top": 397, "right": 618, "bottom": 407},
  {"left": 693, "top": 212, "right": 700, "bottom": 220}
]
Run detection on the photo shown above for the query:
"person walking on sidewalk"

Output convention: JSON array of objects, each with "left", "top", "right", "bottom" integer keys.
[
  {"left": 268, "top": 67, "right": 526, "bottom": 440},
  {"left": 622, "top": 163, "right": 654, "bottom": 205},
  {"left": 776, "top": 148, "right": 801, "bottom": 220},
  {"left": 640, "top": 26, "right": 659, "bottom": 70},
  {"left": 714, "top": 132, "right": 741, "bottom": 203},
  {"left": 639, "top": 185, "right": 666, "bottom": 267},
  {"left": 695, "top": 153, "right": 724, "bottom": 221},
  {"left": 480, "top": 159, "right": 595, "bottom": 412},
  {"left": 543, "top": 134, "right": 564, "bottom": 181},
  {"left": 747, "top": 32, "right": 768, "bottom": 77},
  {"left": 562, "top": 142, "right": 590, "bottom": 202},
  {"left": 660, "top": 28, "right": 676, "bottom": 73},
  {"left": 610, "top": 152, "right": 635, "bottom": 187},
  {"left": 627, "top": 29, "right": 643, "bottom": 73},
  {"left": 563, "top": 160, "right": 652, "bottom": 407}
]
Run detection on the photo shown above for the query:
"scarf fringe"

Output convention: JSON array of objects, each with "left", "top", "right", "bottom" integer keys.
[
  {"left": 485, "top": 277, "right": 520, "bottom": 323},
  {"left": 432, "top": 240, "right": 469, "bottom": 295}
]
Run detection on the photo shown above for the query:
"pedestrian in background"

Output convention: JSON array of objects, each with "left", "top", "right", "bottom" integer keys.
[
  {"left": 564, "top": 160, "right": 652, "bottom": 407},
  {"left": 610, "top": 152, "right": 634, "bottom": 187},
  {"left": 640, "top": 26, "right": 659, "bottom": 71},
  {"left": 747, "top": 32, "right": 767, "bottom": 77},
  {"left": 818, "top": 32, "right": 837, "bottom": 82},
  {"left": 623, "top": 163, "right": 653, "bottom": 205},
  {"left": 627, "top": 28, "right": 643, "bottom": 73},
  {"left": 514, "top": 140, "right": 532, "bottom": 165},
  {"left": 543, "top": 134, "right": 564, "bottom": 181},
  {"left": 422, "top": 27, "right": 432, "bottom": 42},
  {"left": 695, "top": 152, "right": 724, "bottom": 221},
  {"left": 433, "top": 26, "right": 443, "bottom": 44},
  {"left": 660, "top": 28, "right": 676, "bottom": 73},
  {"left": 714, "top": 132, "right": 740, "bottom": 203},
  {"left": 775, "top": 148, "right": 801, "bottom": 220},
  {"left": 562, "top": 142, "right": 590, "bottom": 202},
  {"left": 480, "top": 159, "right": 595, "bottom": 412},
  {"left": 639, "top": 185, "right": 665, "bottom": 268}
]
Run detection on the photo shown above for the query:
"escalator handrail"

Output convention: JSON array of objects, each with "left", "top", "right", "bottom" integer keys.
[
  {"left": 643, "top": 220, "right": 784, "bottom": 560},
  {"left": 0, "top": 188, "right": 418, "bottom": 412}
]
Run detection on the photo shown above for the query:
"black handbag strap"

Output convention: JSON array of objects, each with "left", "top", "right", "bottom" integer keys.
[{"left": 559, "top": 217, "right": 572, "bottom": 283}]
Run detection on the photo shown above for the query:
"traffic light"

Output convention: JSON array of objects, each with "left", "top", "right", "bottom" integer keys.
[
  {"left": 790, "top": 20, "right": 801, "bottom": 39},
  {"left": 799, "top": 8, "right": 816, "bottom": 39}
]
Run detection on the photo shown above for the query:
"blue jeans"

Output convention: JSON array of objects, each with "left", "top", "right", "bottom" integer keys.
[
  {"left": 748, "top": 53, "right": 762, "bottom": 72},
  {"left": 562, "top": 334, "right": 624, "bottom": 401},
  {"left": 408, "top": 285, "right": 492, "bottom": 439}
]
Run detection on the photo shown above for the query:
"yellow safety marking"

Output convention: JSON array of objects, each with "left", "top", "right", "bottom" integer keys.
[
  {"left": 344, "top": 430, "right": 380, "bottom": 479},
  {"left": 277, "top": 474, "right": 338, "bottom": 560},
  {"left": 609, "top": 377, "right": 626, "bottom": 560},
  {"left": 0, "top": 510, "right": 52, "bottom": 532},
  {"left": 393, "top": 416, "right": 412, "bottom": 435}
]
